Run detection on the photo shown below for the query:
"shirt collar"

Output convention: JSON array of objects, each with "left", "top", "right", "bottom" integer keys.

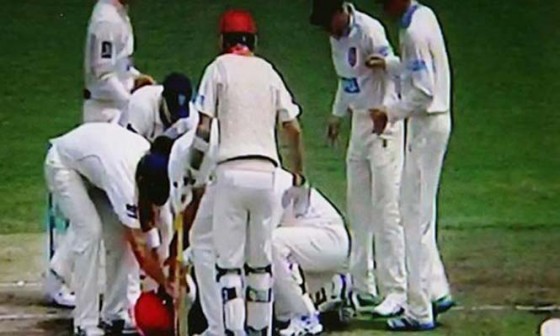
[
  {"left": 342, "top": 3, "right": 357, "bottom": 37},
  {"left": 400, "top": 1, "right": 420, "bottom": 29}
]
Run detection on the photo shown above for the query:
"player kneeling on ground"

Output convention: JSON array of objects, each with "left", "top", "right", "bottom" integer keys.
[
  {"left": 44, "top": 123, "right": 177, "bottom": 336},
  {"left": 273, "top": 181, "right": 351, "bottom": 336}
]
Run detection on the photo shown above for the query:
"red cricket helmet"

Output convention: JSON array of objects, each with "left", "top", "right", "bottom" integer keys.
[
  {"left": 219, "top": 9, "right": 257, "bottom": 34},
  {"left": 134, "top": 291, "right": 174, "bottom": 336}
]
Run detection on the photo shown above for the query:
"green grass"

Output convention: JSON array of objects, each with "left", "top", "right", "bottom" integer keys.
[{"left": 0, "top": 0, "right": 558, "bottom": 334}]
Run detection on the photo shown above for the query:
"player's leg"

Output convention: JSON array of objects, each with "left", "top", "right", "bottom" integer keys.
[
  {"left": 45, "top": 151, "right": 103, "bottom": 335},
  {"left": 213, "top": 168, "right": 249, "bottom": 336},
  {"left": 92, "top": 189, "right": 137, "bottom": 334},
  {"left": 346, "top": 154, "right": 378, "bottom": 310},
  {"left": 45, "top": 216, "right": 76, "bottom": 308},
  {"left": 272, "top": 225, "right": 348, "bottom": 335},
  {"left": 192, "top": 247, "right": 223, "bottom": 336},
  {"left": 245, "top": 170, "right": 276, "bottom": 335},
  {"left": 421, "top": 114, "right": 453, "bottom": 313},
  {"left": 369, "top": 129, "right": 407, "bottom": 317},
  {"left": 388, "top": 118, "right": 435, "bottom": 331}
]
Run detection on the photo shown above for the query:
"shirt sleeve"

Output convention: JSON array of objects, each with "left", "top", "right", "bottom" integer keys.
[
  {"left": 194, "top": 62, "right": 220, "bottom": 118},
  {"left": 89, "top": 21, "right": 131, "bottom": 104},
  {"left": 363, "top": 22, "right": 401, "bottom": 107},
  {"left": 387, "top": 30, "right": 434, "bottom": 122},
  {"left": 273, "top": 70, "right": 301, "bottom": 123},
  {"left": 123, "top": 92, "right": 154, "bottom": 138},
  {"left": 332, "top": 80, "right": 350, "bottom": 117},
  {"left": 105, "top": 175, "right": 141, "bottom": 229}
]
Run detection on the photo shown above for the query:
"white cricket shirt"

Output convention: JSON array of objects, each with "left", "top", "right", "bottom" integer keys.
[
  {"left": 330, "top": 4, "right": 399, "bottom": 129},
  {"left": 84, "top": 0, "right": 138, "bottom": 106},
  {"left": 387, "top": 2, "right": 451, "bottom": 121},
  {"left": 120, "top": 85, "right": 199, "bottom": 142},
  {"left": 195, "top": 54, "right": 300, "bottom": 165},
  {"left": 273, "top": 170, "right": 343, "bottom": 228},
  {"left": 50, "top": 123, "right": 149, "bottom": 229}
]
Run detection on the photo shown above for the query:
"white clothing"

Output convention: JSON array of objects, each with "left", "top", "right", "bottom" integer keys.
[
  {"left": 83, "top": 0, "right": 138, "bottom": 122},
  {"left": 50, "top": 123, "right": 149, "bottom": 229},
  {"left": 119, "top": 85, "right": 199, "bottom": 142},
  {"left": 195, "top": 54, "right": 300, "bottom": 164},
  {"left": 387, "top": 2, "right": 451, "bottom": 120}
]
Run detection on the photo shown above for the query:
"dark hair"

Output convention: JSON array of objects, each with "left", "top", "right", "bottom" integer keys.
[{"left": 222, "top": 32, "right": 256, "bottom": 51}]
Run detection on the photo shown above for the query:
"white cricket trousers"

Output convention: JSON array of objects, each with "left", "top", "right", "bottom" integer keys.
[
  {"left": 190, "top": 184, "right": 224, "bottom": 336},
  {"left": 44, "top": 146, "right": 136, "bottom": 330},
  {"left": 83, "top": 99, "right": 123, "bottom": 124},
  {"left": 272, "top": 222, "right": 349, "bottom": 320},
  {"left": 347, "top": 111, "right": 406, "bottom": 299},
  {"left": 402, "top": 112, "right": 451, "bottom": 323},
  {"left": 213, "top": 165, "right": 277, "bottom": 335}
]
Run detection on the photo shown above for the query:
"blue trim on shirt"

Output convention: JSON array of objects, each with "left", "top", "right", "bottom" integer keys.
[
  {"left": 408, "top": 59, "right": 428, "bottom": 72},
  {"left": 400, "top": 3, "right": 420, "bottom": 29}
]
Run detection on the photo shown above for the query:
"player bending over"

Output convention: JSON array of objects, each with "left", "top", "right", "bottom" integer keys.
[{"left": 44, "top": 123, "right": 177, "bottom": 336}]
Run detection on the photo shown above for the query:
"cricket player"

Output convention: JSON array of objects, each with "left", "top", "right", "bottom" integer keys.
[
  {"left": 369, "top": 0, "right": 454, "bottom": 330},
  {"left": 310, "top": 0, "right": 407, "bottom": 317},
  {"left": 173, "top": 169, "right": 348, "bottom": 336},
  {"left": 83, "top": 0, "right": 153, "bottom": 123},
  {"left": 191, "top": 9, "right": 306, "bottom": 335},
  {"left": 273, "top": 187, "right": 350, "bottom": 336},
  {"left": 120, "top": 72, "right": 198, "bottom": 141},
  {"left": 44, "top": 123, "right": 175, "bottom": 336}
]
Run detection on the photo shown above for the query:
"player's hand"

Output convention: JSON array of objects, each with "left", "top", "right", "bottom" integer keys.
[
  {"left": 132, "top": 74, "right": 156, "bottom": 93},
  {"left": 163, "top": 280, "right": 179, "bottom": 301},
  {"left": 326, "top": 116, "right": 342, "bottom": 147},
  {"left": 282, "top": 174, "right": 311, "bottom": 217},
  {"left": 370, "top": 108, "right": 388, "bottom": 135},
  {"left": 365, "top": 55, "right": 386, "bottom": 70}
]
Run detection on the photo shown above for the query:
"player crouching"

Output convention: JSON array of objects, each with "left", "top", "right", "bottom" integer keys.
[{"left": 273, "top": 183, "right": 350, "bottom": 336}]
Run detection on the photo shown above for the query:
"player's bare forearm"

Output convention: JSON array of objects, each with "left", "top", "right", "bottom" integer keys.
[
  {"left": 125, "top": 227, "right": 167, "bottom": 286},
  {"left": 190, "top": 114, "right": 212, "bottom": 171},
  {"left": 282, "top": 119, "right": 305, "bottom": 175}
]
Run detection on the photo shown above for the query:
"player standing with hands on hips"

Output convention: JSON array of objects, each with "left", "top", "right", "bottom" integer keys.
[
  {"left": 369, "top": 0, "right": 455, "bottom": 331},
  {"left": 83, "top": 0, "right": 154, "bottom": 123},
  {"left": 192, "top": 9, "right": 306, "bottom": 335},
  {"left": 310, "top": 0, "right": 407, "bottom": 317}
]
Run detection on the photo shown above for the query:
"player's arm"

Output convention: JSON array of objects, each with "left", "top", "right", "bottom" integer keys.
[
  {"left": 385, "top": 31, "right": 434, "bottom": 122},
  {"left": 275, "top": 73, "right": 305, "bottom": 176},
  {"left": 327, "top": 80, "right": 350, "bottom": 147},
  {"left": 89, "top": 22, "right": 131, "bottom": 106},
  {"left": 121, "top": 93, "right": 153, "bottom": 138},
  {"left": 364, "top": 23, "right": 402, "bottom": 77},
  {"left": 191, "top": 62, "right": 220, "bottom": 175},
  {"left": 124, "top": 226, "right": 169, "bottom": 288}
]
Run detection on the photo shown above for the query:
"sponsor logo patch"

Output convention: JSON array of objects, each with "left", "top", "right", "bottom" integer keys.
[{"left": 348, "top": 47, "right": 358, "bottom": 67}]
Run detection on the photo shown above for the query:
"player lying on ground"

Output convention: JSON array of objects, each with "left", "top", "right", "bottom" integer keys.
[{"left": 44, "top": 123, "right": 181, "bottom": 336}]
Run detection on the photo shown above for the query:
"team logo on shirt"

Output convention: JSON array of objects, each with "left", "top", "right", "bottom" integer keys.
[
  {"left": 348, "top": 47, "right": 358, "bottom": 67},
  {"left": 101, "top": 41, "right": 112, "bottom": 59}
]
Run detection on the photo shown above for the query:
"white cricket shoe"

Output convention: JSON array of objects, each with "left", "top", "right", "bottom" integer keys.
[
  {"left": 372, "top": 294, "right": 405, "bottom": 318},
  {"left": 279, "top": 313, "right": 323, "bottom": 336},
  {"left": 74, "top": 326, "right": 105, "bottom": 336},
  {"left": 44, "top": 271, "right": 75, "bottom": 309}
]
